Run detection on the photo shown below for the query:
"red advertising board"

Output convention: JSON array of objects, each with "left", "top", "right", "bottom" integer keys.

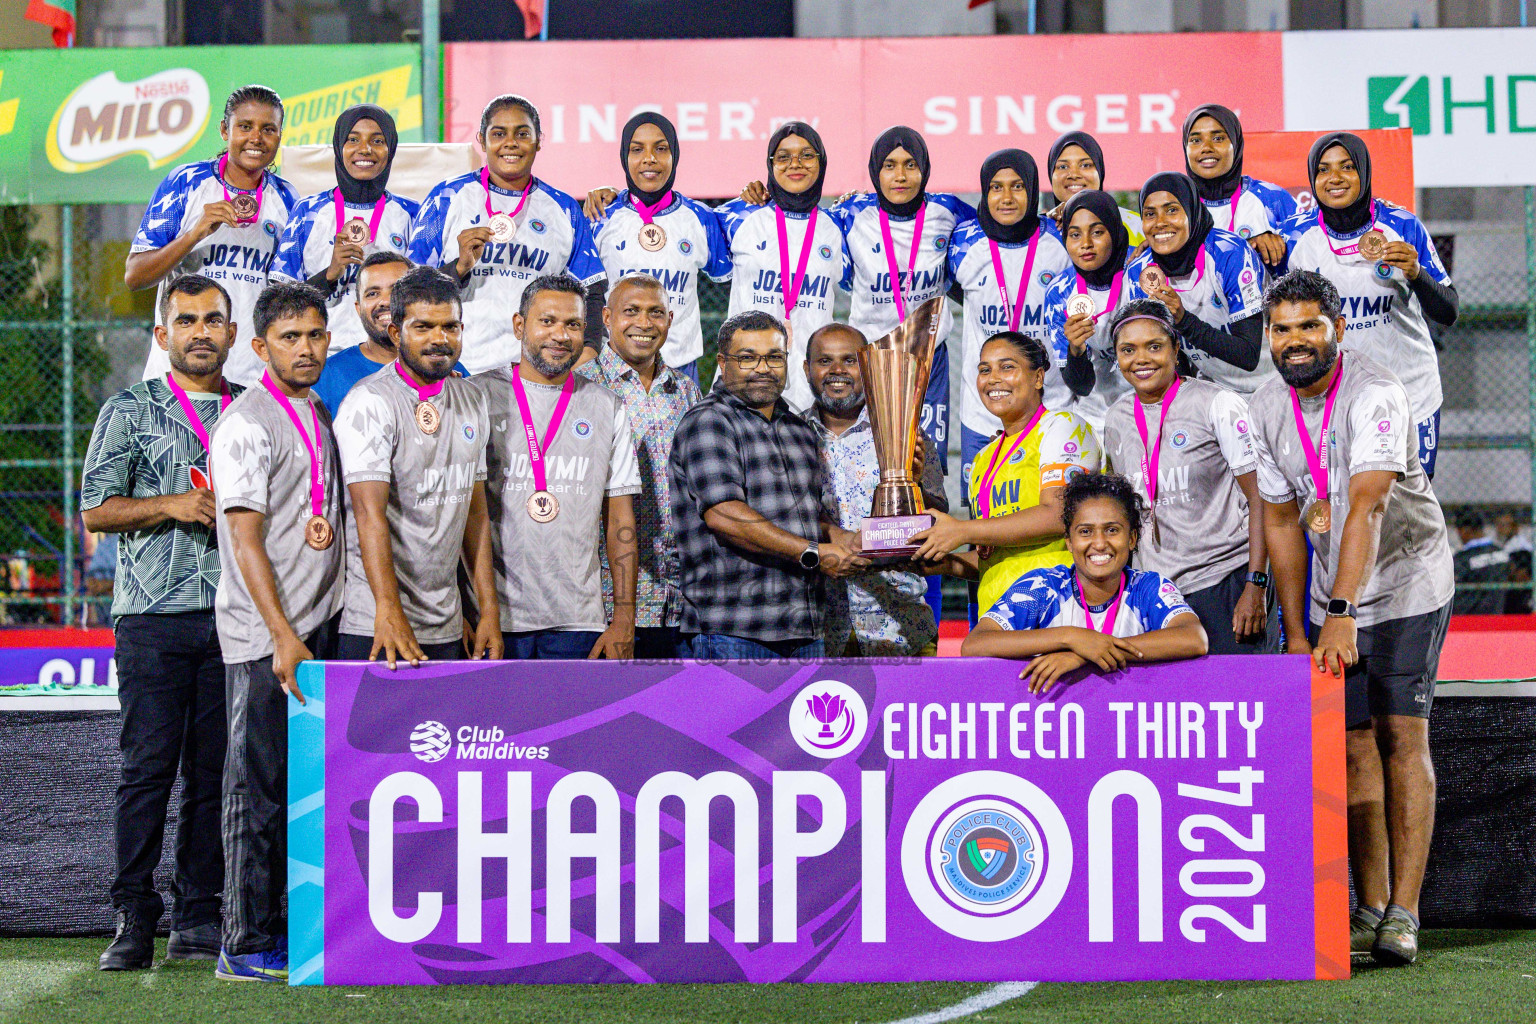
[{"left": 444, "top": 33, "right": 1283, "bottom": 198}]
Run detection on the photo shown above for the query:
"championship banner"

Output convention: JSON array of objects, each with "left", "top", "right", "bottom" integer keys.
[
  {"left": 0, "top": 44, "right": 423, "bottom": 205},
  {"left": 288, "top": 655, "right": 1347, "bottom": 986}
]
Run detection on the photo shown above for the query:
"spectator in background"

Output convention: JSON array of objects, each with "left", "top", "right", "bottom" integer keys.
[
  {"left": 1495, "top": 510, "right": 1532, "bottom": 554},
  {"left": 1452, "top": 510, "right": 1511, "bottom": 616},
  {"left": 1494, "top": 510, "right": 1533, "bottom": 613},
  {"left": 311, "top": 252, "right": 411, "bottom": 417},
  {"left": 84, "top": 532, "right": 117, "bottom": 625}
]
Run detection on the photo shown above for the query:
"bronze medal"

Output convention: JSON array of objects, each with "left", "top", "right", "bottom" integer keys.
[
  {"left": 1066, "top": 293, "right": 1096, "bottom": 320},
  {"left": 230, "top": 193, "right": 259, "bottom": 222},
  {"left": 1302, "top": 498, "right": 1332, "bottom": 535},
  {"left": 415, "top": 401, "right": 440, "bottom": 435},
  {"left": 637, "top": 222, "right": 667, "bottom": 252},
  {"left": 342, "top": 217, "right": 370, "bottom": 245},
  {"left": 1139, "top": 264, "right": 1167, "bottom": 293},
  {"left": 527, "top": 490, "right": 559, "bottom": 523},
  {"left": 488, "top": 212, "right": 516, "bottom": 243},
  {"left": 1357, "top": 230, "right": 1387, "bottom": 261},
  {"left": 305, "top": 514, "right": 334, "bottom": 551}
]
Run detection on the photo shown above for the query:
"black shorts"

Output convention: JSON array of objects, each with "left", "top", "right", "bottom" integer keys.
[
  {"left": 337, "top": 632, "right": 463, "bottom": 662},
  {"left": 1182, "top": 564, "right": 1269, "bottom": 656},
  {"left": 1342, "top": 602, "right": 1451, "bottom": 729}
]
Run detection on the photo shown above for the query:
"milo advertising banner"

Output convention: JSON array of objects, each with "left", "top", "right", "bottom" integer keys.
[
  {"left": 0, "top": 45, "right": 422, "bottom": 204},
  {"left": 288, "top": 656, "right": 1348, "bottom": 986}
]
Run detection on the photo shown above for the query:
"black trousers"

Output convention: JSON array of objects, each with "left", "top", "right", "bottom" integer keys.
[
  {"left": 337, "top": 632, "right": 464, "bottom": 662},
  {"left": 221, "top": 615, "right": 337, "bottom": 955},
  {"left": 111, "top": 611, "right": 227, "bottom": 930}
]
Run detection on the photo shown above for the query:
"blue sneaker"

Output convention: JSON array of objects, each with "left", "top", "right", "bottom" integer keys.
[{"left": 215, "top": 946, "right": 288, "bottom": 982}]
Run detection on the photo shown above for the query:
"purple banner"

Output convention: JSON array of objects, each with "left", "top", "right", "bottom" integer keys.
[{"left": 290, "top": 656, "right": 1348, "bottom": 986}]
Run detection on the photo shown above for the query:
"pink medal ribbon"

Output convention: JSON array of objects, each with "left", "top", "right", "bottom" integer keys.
[
  {"left": 165, "top": 372, "right": 231, "bottom": 489},
  {"left": 974, "top": 405, "right": 1045, "bottom": 520},
  {"left": 1075, "top": 570, "right": 1126, "bottom": 634},
  {"left": 775, "top": 206, "right": 819, "bottom": 321},
  {"left": 1316, "top": 208, "right": 1379, "bottom": 259},
  {"left": 878, "top": 204, "right": 927, "bottom": 321},
  {"left": 988, "top": 231, "right": 1040, "bottom": 332},
  {"left": 510, "top": 370, "right": 575, "bottom": 495},
  {"left": 260, "top": 372, "right": 326, "bottom": 520},
  {"left": 394, "top": 360, "right": 445, "bottom": 402},
  {"left": 1289, "top": 354, "right": 1345, "bottom": 507},
  {"left": 1074, "top": 269, "right": 1124, "bottom": 323},
  {"left": 1132, "top": 376, "right": 1181, "bottom": 511},
  {"left": 1225, "top": 185, "right": 1243, "bottom": 233},
  {"left": 631, "top": 189, "right": 674, "bottom": 226},
  {"left": 482, "top": 166, "right": 534, "bottom": 225},
  {"left": 333, "top": 188, "right": 388, "bottom": 243},
  {"left": 1165, "top": 246, "right": 1207, "bottom": 293},
  {"left": 217, "top": 153, "right": 264, "bottom": 224}
]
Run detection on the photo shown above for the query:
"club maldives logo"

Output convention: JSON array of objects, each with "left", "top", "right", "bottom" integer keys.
[
  {"left": 47, "top": 68, "right": 212, "bottom": 173},
  {"left": 410, "top": 720, "right": 452, "bottom": 763},
  {"left": 788, "top": 679, "right": 867, "bottom": 758},
  {"left": 901, "top": 772, "right": 1072, "bottom": 941}
]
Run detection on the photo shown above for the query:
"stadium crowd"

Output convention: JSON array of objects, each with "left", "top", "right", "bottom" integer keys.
[{"left": 81, "top": 85, "right": 1456, "bottom": 980}]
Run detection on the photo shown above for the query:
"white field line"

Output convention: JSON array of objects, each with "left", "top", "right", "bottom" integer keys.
[
  {"left": 880, "top": 981, "right": 1039, "bottom": 1024},
  {"left": 0, "top": 959, "right": 86, "bottom": 1018}
]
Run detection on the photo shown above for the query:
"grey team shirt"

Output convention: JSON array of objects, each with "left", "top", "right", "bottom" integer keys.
[
  {"left": 1247, "top": 351, "right": 1453, "bottom": 628},
  {"left": 1102, "top": 378, "right": 1256, "bottom": 595},
  {"left": 476, "top": 368, "right": 642, "bottom": 633},
  {"left": 334, "top": 366, "right": 489, "bottom": 643},
  {"left": 210, "top": 384, "right": 344, "bottom": 663}
]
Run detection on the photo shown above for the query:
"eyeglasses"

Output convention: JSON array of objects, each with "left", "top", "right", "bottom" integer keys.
[
  {"left": 725, "top": 351, "right": 788, "bottom": 370},
  {"left": 772, "top": 150, "right": 821, "bottom": 168}
]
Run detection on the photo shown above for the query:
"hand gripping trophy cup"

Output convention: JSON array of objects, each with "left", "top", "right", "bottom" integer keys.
[{"left": 857, "top": 295, "right": 944, "bottom": 561}]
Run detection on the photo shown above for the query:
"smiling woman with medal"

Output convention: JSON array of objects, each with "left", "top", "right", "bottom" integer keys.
[
  {"left": 1182, "top": 104, "right": 1298, "bottom": 269},
  {"left": 1100, "top": 299, "right": 1271, "bottom": 654},
  {"left": 1283, "top": 132, "right": 1460, "bottom": 478},
  {"left": 272, "top": 105, "right": 418, "bottom": 355},
  {"left": 1038, "top": 131, "right": 1145, "bottom": 246},
  {"left": 408, "top": 95, "right": 606, "bottom": 376}
]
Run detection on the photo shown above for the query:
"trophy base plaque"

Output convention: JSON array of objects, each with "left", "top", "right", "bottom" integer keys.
[{"left": 859, "top": 513, "right": 935, "bottom": 563}]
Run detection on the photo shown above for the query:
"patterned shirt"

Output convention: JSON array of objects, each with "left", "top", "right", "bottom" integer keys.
[
  {"left": 81, "top": 377, "right": 245, "bottom": 620},
  {"left": 813, "top": 407, "right": 944, "bottom": 656},
  {"left": 577, "top": 347, "right": 702, "bottom": 628},
  {"left": 669, "top": 387, "right": 828, "bottom": 642}
]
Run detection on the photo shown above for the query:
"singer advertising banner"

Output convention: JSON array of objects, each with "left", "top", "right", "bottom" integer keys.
[{"left": 287, "top": 655, "right": 1347, "bottom": 986}]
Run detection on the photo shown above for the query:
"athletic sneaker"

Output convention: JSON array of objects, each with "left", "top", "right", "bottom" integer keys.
[
  {"left": 1371, "top": 904, "right": 1421, "bottom": 966},
  {"left": 215, "top": 947, "right": 288, "bottom": 982},
  {"left": 1350, "top": 905, "right": 1384, "bottom": 954}
]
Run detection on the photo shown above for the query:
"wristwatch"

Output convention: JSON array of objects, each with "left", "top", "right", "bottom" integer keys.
[
  {"left": 1325, "top": 598, "right": 1357, "bottom": 619},
  {"left": 1245, "top": 571, "right": 1271, "bottom": 589},
  {"left": 799, "top": 543, "right": 821, "bottom": 571}
]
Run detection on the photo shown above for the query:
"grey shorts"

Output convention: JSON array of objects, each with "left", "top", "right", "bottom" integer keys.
[{"left": 1341, "top": 602, "right": 1452, "bottom": 730}]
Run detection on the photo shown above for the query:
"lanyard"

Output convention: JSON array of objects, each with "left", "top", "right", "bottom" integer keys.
[
  {"left": 987, "top": 231, "right": 1040, "bottom": 333},
  {"left": 164, "top": 372, "right": 231, "bottom": 452},
  {"left": 216, "top": 153, "right": 264, "bottom": 224},
  {"left": 1164, "top": 246, "right": 1207, "bottom": 293},
  {"left": 775, "top": 206, "right": 820, "bottom": 320},
  {"left": 1225, "top": 185, "right": 1243, "bottom": 233},
  {"left": 1289, "top": 355, "right": 1346, "bottom": 503},
  {"left": 394, "top": 359, "right": 445, "bottom": 402},
  {"left": 1074, "top": 571, "right": 1126, "bottom": 634},
  {"left": 1132, "top": 377, "right": 1181, "bottom": 509},
  {"left": 259, "top": 372, "right": 325, "bottom": 519},
  {"left": 631, "top": 189, "right": 673, "bottom": 225},
  {"left": 334, "top": 189, "right": 388, "bottom": 243},
  {"left": 878, "top": 204, "right": 927, "bottom": 321},
  {"left": 509, "top": 371, "right": 575, "bottom": 493},
  {"left": 974, "top": 406, "right": 1045, "bottom": 520},
  {"left": 1316, "top": 208, "right": 1379, "bottom": 258},
  {"left": 482, "top": 166, "right": 534, "bottom": 224},
  {"left": 1073, "top": 270, "right": 1124, "bottom": 323}
]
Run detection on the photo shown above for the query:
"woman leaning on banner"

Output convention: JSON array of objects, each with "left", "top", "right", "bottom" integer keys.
[
  {"left": 1040, "top": 189, "right": 1135, "bottom": 435},
  {"left": 909, "top": 331, "right": 1101, "bottom": 615},
  {"left": 1283, "top": 131, "right": 1458, "bottom": 478},
  {"left": 1099, "top": 298, "right": 1270, "bottom": 654},
  {"left": 1182, "top": 103, "right": 1297, "bottom": 271},
  {"left": 962, "top": 471, "right": 1207, "bottom": 693},
  {"left": 1039, "top": 131, "right": 1144, "bottom": 246},
  {"left": 1125, "top": 172, "right": 1272, "bottom": 395},
  {"left": 271, "top": 104, "right": 417, "bottom": 353}
]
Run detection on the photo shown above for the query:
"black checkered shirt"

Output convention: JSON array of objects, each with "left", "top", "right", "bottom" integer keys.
[{"left": 668, "top": 386, "right": 827, "bottom": 642}]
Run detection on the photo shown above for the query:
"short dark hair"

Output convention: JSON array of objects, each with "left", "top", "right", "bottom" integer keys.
[
  {"left": 389, "top": 266, "right": 461, "bottom": 327},
  {"left": 1263, "top": 269, "right": 1342, "bottom": 324},
  {"left": 805, "top": 322, "right": 867, "bottom": 360},
  {"left": 1061, "top": 471, "right": 1146, "bottom": 539},
  {"left": 518, "top": 272, "right": 586, "bottom": 320},
  {"left": 1455, "top": 508, "right": 1486, "bottom": 531},
  {"left": 360, "top": 250, "right": 411, "bottom": 275},
  {"left": 479, "top": 94, "right": 541, "bottom": 140},
  {"left": 159, "top": 275, "right": 231, "bottom": 325},
  {"left": 1107, "top": 297, "right": 1178, "bottom": 343},
  {"left": 609, "top": 272, "right": 667, "bottom": 302},
  {"left": 252, "top": 281, "right": 327, "bottom": 339},
  {"left": 222, "top": 85, "right": 283, "bottom": 129},
  {"left": 980, "top": 330, "right": 1050, "bottom": 371},
  {"left": 717, "top": 310, "right": 787, "bottom": 355}
]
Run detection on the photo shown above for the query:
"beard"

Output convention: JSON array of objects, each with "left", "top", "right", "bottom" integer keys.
[
  {"left": 361, "top": 311, "right": 395, "bottom": 349},
  {"left": 812, "top": 376, "right": 865, "bottom": 418},
  {"left": 1276, "top": 337, "right": 1339, "bottom": 390},
  {"left": 168, "top": 341, "right": 226, "bottom": 377},
  {"left": 727, "top": 373, "right": 784, "bottom": 408},
  {"left": 402, "top": 345, "right": 455, "bottom": 384},
  {"left": 526, "top": 344, "right": 580, "bottom": 380}
]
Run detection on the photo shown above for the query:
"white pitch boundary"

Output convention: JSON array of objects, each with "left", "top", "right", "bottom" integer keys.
[{"left": 880, "top": 981, "right": 1039, "bottom": 1024}]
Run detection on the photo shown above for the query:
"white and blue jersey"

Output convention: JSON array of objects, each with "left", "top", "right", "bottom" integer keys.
[
  {"left": 1042, "top": 265, "right": 1135, "bottom": 436},
  {"left": 948, "top": 221, "right": 1071, "bottom": 443},
  {"left": 271, "top": 190, "right": 419, "bottom": 353},
  {"left": 408, "top": 174, "right": 604, "bottom": 375},
  {"left": 1042, "top": 205, "right": 1144, "bottom": 247},
  {"left": 131, "top": 159, "right": 299, "bottom": 387},
  {"left": 592, "top": 191, "right": 732, "bottom": 370},
  {"left": 716, "top": 199, "right": 849, "bottom": 411},
  {"left": 1125, "top": 227, "right": 1271, "bottom": 395},
  {"left": 1283, "top": 199, "right": 1450, "bottom": 424},
  {"left": 1202, "top": 176, "right": 1297, "bottom": 244},
  {"left": 982, "top": 563, "right": 1194, "bottom": 639}
]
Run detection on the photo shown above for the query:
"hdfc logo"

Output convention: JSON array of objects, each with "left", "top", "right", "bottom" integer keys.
[{"left": 47, "top": 68, "right": 211, "bottom": 173}]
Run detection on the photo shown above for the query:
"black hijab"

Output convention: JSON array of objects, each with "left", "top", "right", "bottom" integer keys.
[
  {"left": 977, "top": 149, "right": 1040, "bottom": 245},
  {"left": 1046, "top": 131, "right": 1105, "bottom": 206},
  {"left": 1139, "top": 172, "right": 1214, "bottom": 279},
  {"left": 1060, "top": 189, "right": 1130, "bottom": 290},
  {"left": 332, "top": 104, "right": 397, "bottom": 205},
  {"left": 1182, "top": 103, "right": 1244, "bottom": 203},
  {"left": 867, "top": 126, "right": 930, "bottom": 218},
  {"left": 621, "top": 111, "right": 679, "bottom": 207},
  {"left": 1308, "top": 131, "right": 1374, "bottom": 235},
  {"left": 766, "top": 120, "right": 825, "bottom": 215}
]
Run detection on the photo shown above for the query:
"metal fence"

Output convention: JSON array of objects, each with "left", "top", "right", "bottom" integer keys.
[{"left": 2, "top": 200, "right": 1532, "bottom": 624}]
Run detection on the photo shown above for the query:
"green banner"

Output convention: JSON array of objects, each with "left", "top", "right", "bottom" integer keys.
[{"left": 0, "top": 44, "right": 422, "bottom": 205}]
